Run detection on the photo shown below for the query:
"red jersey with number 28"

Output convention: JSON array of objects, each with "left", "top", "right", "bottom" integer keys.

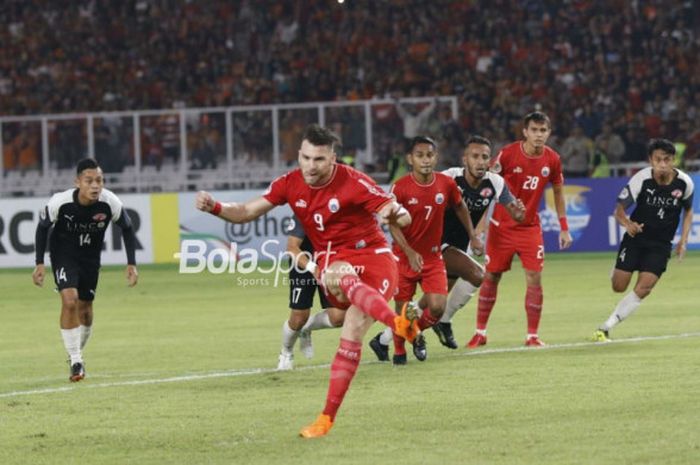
[
  {"left": 491, "top": 142, "right": 563, "bottom": 227},
  {"left": 390, "top": 172, "right": 462, "bottom": 258},
  {"left": 263, "top": 164, "right": 393, "bottom": 255}
]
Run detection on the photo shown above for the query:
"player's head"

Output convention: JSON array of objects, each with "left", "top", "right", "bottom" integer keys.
[
  {"left": 647, "top": 138, "right": 675, "bottom": 176},
  {"left": 462, "top": 135, "right": 491, "bottom": 180},
  {"left": 522, "top": 111, "right": 551, "bottom": 149},
  {"left": 298, "top": 124, "right": 339, "bottom": 186},
  {"left": 406, "top": 136, "right": 438, "bottom": 176},
  {"left": 75, "top": 158, "right": 104, "bottom": 202}
]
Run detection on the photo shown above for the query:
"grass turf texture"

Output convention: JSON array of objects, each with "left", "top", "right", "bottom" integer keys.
[{"left": 1, "top": 252, "right": 698, "bottom": 465}]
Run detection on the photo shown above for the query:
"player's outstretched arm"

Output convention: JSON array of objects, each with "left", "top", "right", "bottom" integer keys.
[
  {"left": 126, "top": 265, "right": 138, "bottom": 287},
  {"left": 613, "top": 203, "right": 643, "bottom": 237},
  {"left": 676, "top": 206, "right": 693, "bottom": 261},
  {"left": 454, "top": 200, "right": 483, "bottom": 256},
  {"left": 196, "top": 191, "right": 274, "bottom": 223},
  {"left": 552, "top": 183, "right": 573, "bottom": 249},
  {"left": 389, "top": 223, "right": 422, "bottom": 272}
]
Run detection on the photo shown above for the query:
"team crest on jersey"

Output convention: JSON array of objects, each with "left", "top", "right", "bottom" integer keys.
[
  {"left": 328, "top": 198, "right": 340, "bottom": 213},
  {"left": 541, "top": 166, "right": 550, "bottom": 177},
  {"left": 671, "top": 189, "right": 683, "bottom": 199},
  {"left": 480, "top": 187, "right": 493, "bottom": 198},
  {"left": 93, "top": 213, "right": 107, "bottom": 222},
  {"left": 435, "top": 193, "right": 444, "bottom": 204},
  {"left": 295, "top": 199, "right": 307, "bottom": 208}
]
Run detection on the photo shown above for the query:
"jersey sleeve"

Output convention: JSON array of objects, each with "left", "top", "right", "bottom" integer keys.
[
  {"left": 618, "top": 169, "right": 648, "bottom": 208},
  {"left": 490, "top": 174, "right": 515, "bottom": 204},
  {"left": 102, "top": 189, "right": 124, "bottom": 222},
  {"left": 549, "top": 151, "right": 564, "bottom": 185},
  {"left": 441, "top": 167, "right": 463, "bottom": 179},
  {"left": 262, "top": 174, "right": 289, "bottom": 206},
  {"left": 355, "top": 172, "right": 394, "bottom": 212},
  {"left": 679, "top": 172, "right": 695, "bottom": 209},
  {"left": 490, "top": 150, "right": 504, "bottom": 174},
  {"left": 286, "top": 215, "right": 306, "bottom": 239},
  {"left": 447, "top": 177, "right": 463, "bottom": 206}
]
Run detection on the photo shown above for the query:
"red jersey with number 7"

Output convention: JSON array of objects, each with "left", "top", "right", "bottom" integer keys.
[
  {"left": 263, "top": 164, "right": 394, "bottom": 256},
  {"left": 490, "top": 141, "right": 564, "bottom": 228},
  {"left": 390, "top": 172, "right": 462, "bottom": 258}
]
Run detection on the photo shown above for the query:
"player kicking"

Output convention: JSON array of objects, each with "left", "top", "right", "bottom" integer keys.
[
  {"left": 593, "top": 139, "right": 694, "bottom": 341},
  {"left": 369, "top": 136, "right": 482, "bottom": 364},
  {"left": 196, "top": 124, "right": 418, "bottom": 438},
  {"left": 430, "top": 136, "right": 525, "bottom": 349},
  {"left": 277, "top": 215, "right": 344, "bottom": 370},
  {"left": 467, "top": 111, "right": 573, "bottom": 348},
  {"left": 32, "top": 158, "right": 138, "bottom": 382}
]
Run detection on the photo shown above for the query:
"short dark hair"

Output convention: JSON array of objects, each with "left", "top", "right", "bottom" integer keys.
[
  {"left": 303, "top": 124, "right": 339, "bottom": 149},
  {"left": 76, "top": 158, "right": 100, "bottom": 175},
  {"left": 408, "top": 136, "right": 437, "bottom": 152},
  {"left": 523, "top": 111, "right": 551, "bottom": 129},
  {"left": 647, "top": 138, "right": 676, "bottom": 157},
  {"left": 466, "top": 135, "right": 491, "bottom": 148}
]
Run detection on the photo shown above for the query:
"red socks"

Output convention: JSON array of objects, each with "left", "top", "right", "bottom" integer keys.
[
  {"left": 323, "top": 338, "right": 362, "bottom": 421},
  {"left": 339, "top": 275, "right": 395, "bottom": 328},
  {"left": 476, "top": 278, "right": 498, "bottom": 330},
  {"left": 525, "top": 285, "right": 543, "bottom": 335},
  {"left": 418, "top": 308, "right": 439, "bottom": 330}
]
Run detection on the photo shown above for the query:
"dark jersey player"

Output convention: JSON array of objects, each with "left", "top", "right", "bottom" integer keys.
[
  {"left": 32, "top": 158, "right": 138, "bottom": 382},
  {"left": 593, "top": 138, "right": 694, "bottom": 341},
  {"left": 430, "top": 136, "right": 524, "bottom": 348},
  {"left": 277, "top": 215, "right": 343, "bottom": 370}
]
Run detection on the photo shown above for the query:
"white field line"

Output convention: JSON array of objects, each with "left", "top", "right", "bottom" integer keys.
[{"left": 2, "top": 331, "right": 699, "bottom": 399}]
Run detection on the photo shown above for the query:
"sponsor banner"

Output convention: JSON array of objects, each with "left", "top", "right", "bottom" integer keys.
[
  {"left": 540, "top": 175, "right": 700, "bottom": 252},
  {"left": 0, "top": 194, "right": 154, "bottom": 268}
]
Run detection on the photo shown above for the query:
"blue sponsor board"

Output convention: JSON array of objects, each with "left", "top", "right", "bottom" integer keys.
[{"left": 540, "top": 174, "right": 700, "bottom": 252}]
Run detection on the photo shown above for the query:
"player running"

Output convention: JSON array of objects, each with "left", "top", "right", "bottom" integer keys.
[
  {"left": 466, "top": 111, "right": 573, "bottom": 348},
  {"left": 369, "top": 136, "right": 483, "bottom": 364},
  {"left": 32, "top": 158, "right": 138, "bottom": 382},
  {"left": 196, "top": 124, "right": 418, "bottom": 438},
  {"left": 593, "top": 138, "right": 694, "bottom": 341}
]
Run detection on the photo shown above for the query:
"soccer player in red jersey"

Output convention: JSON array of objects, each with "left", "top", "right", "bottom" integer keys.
[
  {"left": 466, "top": 111, "right": 573, "bottom": 348},
  {"left": 195, "top": 124, "right": 418, "bottom": 438},
  {"left": 369, "top": 136, "right": 483, "bottom": 364}
]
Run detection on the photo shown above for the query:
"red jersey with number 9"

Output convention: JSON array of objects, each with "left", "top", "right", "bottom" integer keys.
[
  {"left": 263, "top": 164, "right": 393, "bottom": 256},
  {"left": 490, "top": 141, "right": 563, "bottom": 227}
]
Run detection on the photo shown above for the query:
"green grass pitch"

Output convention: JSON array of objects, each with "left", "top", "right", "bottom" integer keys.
[{"left": 1, "top": 252, "right": 699, "bottom": 465}]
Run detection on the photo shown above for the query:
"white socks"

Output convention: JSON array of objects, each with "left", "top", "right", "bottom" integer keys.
[
  {"left": 80, "top": 325, "right": 92, "bottom": 350},
  {"left": 601, "top": 291, "right": 643, "bottom": 331},
  {"left": 281, "top": 320, "right": 300, "bottom": 353},
  {"left": 302, "top": 311, "right": 334, "bottom": 331},
  {"left": 61, "top": 327, "right": 82, "bottom": 365},
  {"left": 441, "top": 278, "right": 479, "bottom": 323},
  {"left": 379, "top": 327, "right": 393, "bottom": 345}
]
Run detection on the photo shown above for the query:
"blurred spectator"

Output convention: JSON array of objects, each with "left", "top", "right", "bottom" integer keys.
[
  {"left": 594, "top": 124, "right": 626, "bottom": 165},
  {"left": 560, "top": 126, "right": 594, "bottom": 178}
]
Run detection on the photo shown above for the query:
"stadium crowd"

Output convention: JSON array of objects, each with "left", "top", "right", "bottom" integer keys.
[{"left": 1, "top": 0, "right": 698, "bottom": 174}]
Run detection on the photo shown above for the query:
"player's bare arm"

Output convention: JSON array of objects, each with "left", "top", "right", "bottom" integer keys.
[
  {"left": 286, "top": 235, "right": 319, "bottom": 278},
  {"left": 613, "top": 203, "right": 643, "bottom": 237},
  {"left": 453, "top": 200, "right": 484, "bottom": 256},
  {"left": 675, "top": 206, "right": 692, "bottom": 261},
  {"left": 378, "top": 201, "right": 411, "bottom": 227},
  {"left": 389, "top": 223, "right": 423, "bottom": 272},
  {"left": 196, "top": 191, "right": 274, "bottom": 223},
  {"left": 552, "top": 183, "right": 573, "bottom": 249}
]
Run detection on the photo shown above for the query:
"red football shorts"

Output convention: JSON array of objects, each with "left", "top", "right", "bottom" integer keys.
[
  {"left": 395, "top": 254, "right": 448, "bottom": 302},
  {"left": 485, "top": 223, "right": 544, "bottom": 273},
  {"left": 321, "top": 249, "right": 399, "bottom": 310}
]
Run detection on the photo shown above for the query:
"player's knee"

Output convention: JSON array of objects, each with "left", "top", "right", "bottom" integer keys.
[
  {"left": 62, "top": 296, "right": 79, "bottom": 312},
  {"left": 288, "top": 312, "right": 309, "bottom": 330},
  {"left": 633, "top": 286, "right": 652, "bottom": 299},
  {"left": 328, "top": 310, "right": 345, "bottom": 327},
  {"left": 611, "top": 280, "right": 627, "bottom": 293}
]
